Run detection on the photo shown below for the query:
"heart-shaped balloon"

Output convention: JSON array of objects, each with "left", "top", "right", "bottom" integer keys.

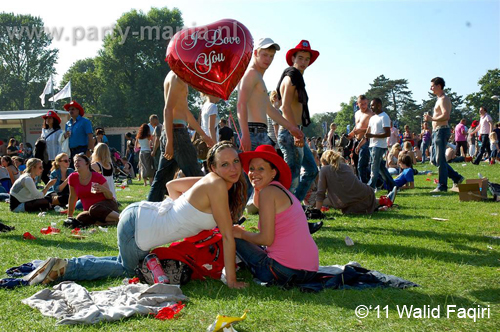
[{"left": 166, "top": 19, "right": 253, "bottom": 100}]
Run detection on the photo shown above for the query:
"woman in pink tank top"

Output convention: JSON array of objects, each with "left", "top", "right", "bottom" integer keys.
[{"left": 234, "top": 145, "right": 319, "bottom": 288}]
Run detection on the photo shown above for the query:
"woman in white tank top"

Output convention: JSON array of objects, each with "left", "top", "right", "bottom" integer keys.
[
  {"left": 24, "top": 142, "right": 248, "bottom": 289},
  {"left": 91, "top": 143, "right": 117, "bottom": 199}
]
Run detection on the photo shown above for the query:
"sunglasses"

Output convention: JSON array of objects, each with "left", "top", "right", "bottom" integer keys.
[{"left": 60, "top": 159, "right": 69, "bottom": 163}]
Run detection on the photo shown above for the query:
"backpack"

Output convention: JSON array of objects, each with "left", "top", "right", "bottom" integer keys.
[
  {"left": 34, "top": 130, "right": 58, "bottom": 163},
  {"left": 151, "top": 229, "right": 226, "bottom": 282}
]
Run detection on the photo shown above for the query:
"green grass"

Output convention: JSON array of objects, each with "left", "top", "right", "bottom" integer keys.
[{"left": 0, "top": 162, "right": 499, "bottom": 331}]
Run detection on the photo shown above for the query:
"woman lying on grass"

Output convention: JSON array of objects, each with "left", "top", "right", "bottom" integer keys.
[
  {"left": 24, "top": 142, "right": 248, "bottom": 289},
  {"left": 232, "top": 145, "right": 319, "bottom": 287}
]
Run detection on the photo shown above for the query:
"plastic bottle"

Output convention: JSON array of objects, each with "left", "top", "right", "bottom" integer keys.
[
  {"left": 54, "top": 206, "right": 63, "bottom": 213},
  {"left": 144, "top": 254, "right": 170, "bottom": 284}
]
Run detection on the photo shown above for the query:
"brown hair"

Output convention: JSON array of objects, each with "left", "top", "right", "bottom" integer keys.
[
  {"left": 51, "top": 153, "right": 69, "bottom": 171},
  {"left": 206, "top": 141, "right": 247, "bottom": 222},
  {"left": 137, "top": 123, "right": 151, "bottom": 140}
]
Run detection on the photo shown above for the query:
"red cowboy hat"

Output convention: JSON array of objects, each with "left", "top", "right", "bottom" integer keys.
[
  {"left": 41, "top": 110, "right": 61, "bottom": 125},
  {"left": 471, "top": 120, "right": 479, "bottom": 128},
  {"left": 63, "top": 100, "right": 85, "bottom": 116},
  {"left": 239, "top": 145, "right": 292, "bottom": 189},
  {"left": 286, "top": 40, "right": 320, "bottom": 67}
]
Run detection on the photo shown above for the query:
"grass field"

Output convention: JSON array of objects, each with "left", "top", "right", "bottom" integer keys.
[{"left": 0, "top": 161, "right": 499, "bottom": 331}]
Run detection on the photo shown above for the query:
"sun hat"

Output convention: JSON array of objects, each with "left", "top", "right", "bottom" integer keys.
[
  {"left": 41, "top": 110, "right": 61, "bottom": 125},
  {"left": 63, "top": 101, "right": 85, "bottom": 116},
  {"left": 471, "top": 120, "right": 479, "bottom": 128},
  {"left": 239, "top": 145, "right": 292, "bottom": 189},
  {"left": 286, "top": 40, "right": 320, "bottom": 66}
]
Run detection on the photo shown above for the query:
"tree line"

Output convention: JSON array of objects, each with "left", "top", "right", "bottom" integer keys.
[{"left": 1, "top": 9, "right": 499, "bottom": 140}]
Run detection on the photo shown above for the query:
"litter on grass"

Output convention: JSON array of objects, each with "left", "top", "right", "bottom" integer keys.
[
  {"left": 431, "top": 218, "right": 449, "bottom": 221},
  {"left": 207, "top": 312, "right": 247, "bottom": 332},
  {"left": 345, "top": 236, "right": 355, "bottom": 246}
]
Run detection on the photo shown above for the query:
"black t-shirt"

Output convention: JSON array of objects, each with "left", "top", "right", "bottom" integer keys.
[{"left": 219, "top": 126, "right": 234, "bottom": 142}]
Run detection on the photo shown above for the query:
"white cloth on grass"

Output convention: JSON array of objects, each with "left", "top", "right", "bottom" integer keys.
[{"left": 22, "top": 281, "right": 187, "bottom": 325}]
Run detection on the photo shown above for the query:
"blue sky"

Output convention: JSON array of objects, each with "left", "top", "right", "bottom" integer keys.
[{"left": 3, "top": 0, "right": 499, "bottom": 114}]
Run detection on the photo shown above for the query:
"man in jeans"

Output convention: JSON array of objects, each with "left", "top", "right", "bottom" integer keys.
[
  {"left": 349, "top": 95, "right": 374, "bottom": 183},
  {"left": 147, "top": 71, "right": 213, "bottom": 202},
  {"left": 366, "top": 98, "right": 395, "bottom": 192},
  {"left": 424, "top": 77, "right": 464, "bottom": 192},
  {"left": 471, "top": 107, "right": 493, "bottom": 165}
]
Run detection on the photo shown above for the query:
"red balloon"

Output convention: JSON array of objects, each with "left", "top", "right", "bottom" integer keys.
[{"left": 166, "top": 19, "right": 253, "bottom": 100}]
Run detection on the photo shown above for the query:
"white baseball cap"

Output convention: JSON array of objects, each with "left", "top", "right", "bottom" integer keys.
[{"left": 255, "top": 37, "right": 280, "bottom": 51}]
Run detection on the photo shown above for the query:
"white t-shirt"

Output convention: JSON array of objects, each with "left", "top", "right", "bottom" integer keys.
[
  {"left": 42, "top": 128, "right": 62, "bottom": 160},
  {"left": 368, "top": 112, "right": 391, "bottom": 149},
  {"left": 201, "top": 103, "right": 219, "bottom": 141}
]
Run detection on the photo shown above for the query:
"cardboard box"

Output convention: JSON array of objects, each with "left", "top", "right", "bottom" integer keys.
[{"left": 456, "top": 178, "right": 488, "bottom": 201}]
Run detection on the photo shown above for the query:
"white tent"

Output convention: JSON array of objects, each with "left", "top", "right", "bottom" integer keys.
[{"left": 0, "top": 109, "right": 69, "bottom": 145}]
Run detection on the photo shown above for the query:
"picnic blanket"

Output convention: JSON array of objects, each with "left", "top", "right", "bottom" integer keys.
[{"left": 22, "top": 281, "right": 187, "bottom": 325}]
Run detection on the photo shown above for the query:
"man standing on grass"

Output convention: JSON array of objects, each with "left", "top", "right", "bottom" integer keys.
[
  {"left": 348, "top": 95, "right": 374, "bottom": 183},
  {"left": 424, "top": 77, "right": 464, "bottom": 192},
  {"left": 366, "top": 98, "right": 396, "bottom": 193},
  {"left": 147, "top": 71, "right": 213, "bottom": 202},
  {"left": 471, "top": 106, "right": 493, "bottom": 165},
  {"left": 454, "top": 119, "right": 468, "bottom": 157},
  {"left": 276, "top": 40, "right": 319, "bottom": 201}
]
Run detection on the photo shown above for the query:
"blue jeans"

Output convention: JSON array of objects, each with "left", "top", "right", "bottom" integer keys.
[
  {"left": 147, "top": 128, "right": 203, "bottom": 202},
  {"left": 63, "top": 203, "right": 150, "bottom": 281},
  {"left": 421, "top": 140, "right": 430, "bottom": 162},
  {"left": 431, "top": 127, "right": 462, "bottom": 191},
  {"left": 473, "top": 134, "right": 491, "bottom": 164},
  {"left": 357, "top": 143, "right": 370, "bottom": 183},
  {"left": 235, "top": 238, "right": 317, "bottom": 287},
  {"left": 278, "top": 129, "right": 318, "bottom": 201},
  {"left": 368, "top": 147, "right": 395, "bottom": 191}
]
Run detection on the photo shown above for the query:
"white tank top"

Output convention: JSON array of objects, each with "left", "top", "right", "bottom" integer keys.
[{"left": 134, "top": 195, "right": 217, "bottom": 251}]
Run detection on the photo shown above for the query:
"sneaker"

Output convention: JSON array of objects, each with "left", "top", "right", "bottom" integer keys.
[
  {"left": 454, "top": 176, "right": 465, "bottom": 185},
  {"left": 308, "top": 221, "right": 323, "bottom": 235},
  {"left": 430, "top": 187, "right": 447, "bottom": 193},
  {"left": 387, "top": 186, "right": 398, "bottom": 204}
]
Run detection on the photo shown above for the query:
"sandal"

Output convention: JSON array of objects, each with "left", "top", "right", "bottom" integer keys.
[
  {"left": 23, "top": 258, "right": 56, "bottom": 285},
  {"left": 41, "top": 259, "right": 67, "bottom": 284}
]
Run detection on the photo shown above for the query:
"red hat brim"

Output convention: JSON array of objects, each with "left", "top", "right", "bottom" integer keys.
[
  {"left": 64, "top": 101, "right": 85, "bottom": 116},
  {"left": 286, "top": 48, "right": 320, "bottom": 67},
  {"left": 42, "top": 112, "right": 61, "bottom": 125},
  {"left": 239, "top": 145, "right": 292, "bottom": 190}
]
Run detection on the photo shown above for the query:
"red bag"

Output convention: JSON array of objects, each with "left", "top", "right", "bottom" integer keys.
[{"left": 152, "top": 229, "right": 225, "bottom": 281}]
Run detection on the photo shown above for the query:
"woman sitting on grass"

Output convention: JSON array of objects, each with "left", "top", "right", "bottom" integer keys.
[
  {"left": 2, "top": 156, "right": 20, "bottom": 188},
  {"left": 9, "top": 158, "right": 56, "bottom": 212},
  {"left": 91, "top": 143, "right": 117, "bottom": 200},
  {"left": 66, "top": 153, "right": 119, "bottom": 227},
  {"left": 315, "top": 150, "right": 396, "bottom": 214},
  {"left": 46, "top": 153, "right": 74, "bottom": 207},
  {"left": 24, "top": 142, "right": 248, "bottom": 289},
  {"left": 232, "top": 145, "right": 319, "bottom": 287}
]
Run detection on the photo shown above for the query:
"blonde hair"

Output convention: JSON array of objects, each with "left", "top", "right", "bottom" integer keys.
[
  {"left": 51, "top": 153, "right": 69, "bottom": 171},
  {"left": 269, "top": 90, "right": 278, "bottom": 103},
  {"left": 402, "top": 141, "right": 412, "bottom": 152},
  {"left": 390, "top": 143, "right": 402, "bottom": 155},
  {"left": 24, "top": 158, "right": 42, "bottom": 175},
  {"left": 489, "top": 131, "right": 498, "bottom": 142},
  {"left": 92, "top": 143, "right": 112, "bottom": 168},
  {"left": 320, "top": 150, "right": 344, "bottom": 171}
]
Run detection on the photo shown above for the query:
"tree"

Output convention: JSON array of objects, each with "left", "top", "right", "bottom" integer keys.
[
  {"left": 58, "top": 58, "right": 103, "bottom": 123},
  {"left": 366, "top": 75, "right": 414, "bottom": 121},
  {"left": 303, "top": 112, "right": 336, "bottom": 139},
  {"left": 0, "top": 13, "right": 58, "bottom": 110},
  {"left": 94, "top": 7, "right": 183, "bottom": 126},
  {"left": 465, "top": 69, "right": 500, "bottom": 122},
  {"left": 334, "top": 97, "right": 357, "bottom": 135}
]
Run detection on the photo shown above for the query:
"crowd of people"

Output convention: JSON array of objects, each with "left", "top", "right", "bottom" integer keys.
[{"left": 2, "top": 38, "right": 498, "bottom": 292}]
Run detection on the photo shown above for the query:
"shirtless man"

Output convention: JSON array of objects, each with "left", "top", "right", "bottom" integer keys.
[
  {"left": 276, "top": 40, "right": 319, "bottom": 202},
  {"left": 147, "top": 71, "right": 214, "bottom": 202},
  {"left": 348, "top": 95, "right": 374, "bottom": 183},
  {"left": 237, "top": 37, "right": 303, "bottom": 153},
  {"left": 423, "top": 77, "right": 463, "bottom": 193}
]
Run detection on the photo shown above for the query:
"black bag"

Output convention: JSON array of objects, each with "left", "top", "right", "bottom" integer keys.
[
  {"left": 63, "top": 217, "right": 85, "bottom": 229},
  {"left": 488, "top": 182, "right": 500, "bottom": 202},
  {"left": 303, "top": 206, "right": 326, "bottom": 220}
]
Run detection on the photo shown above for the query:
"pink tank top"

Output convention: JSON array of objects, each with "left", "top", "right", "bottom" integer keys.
[{"left": 259, "top": 181, "right": 319, "bottom": 272}]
